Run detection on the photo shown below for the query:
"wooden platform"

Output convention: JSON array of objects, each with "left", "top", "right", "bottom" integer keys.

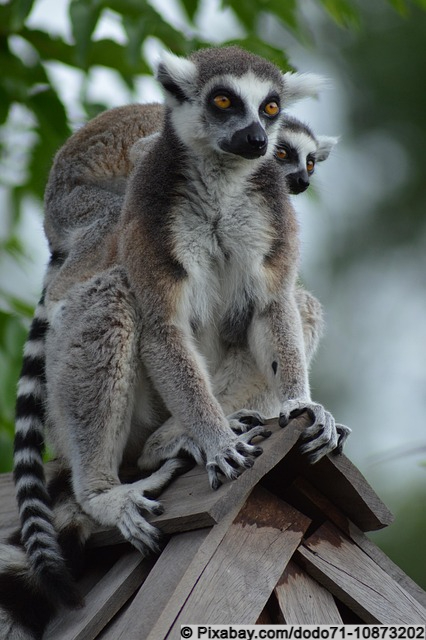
[{"left": 1, "top": 416, "right": 425, "bottom": 637}]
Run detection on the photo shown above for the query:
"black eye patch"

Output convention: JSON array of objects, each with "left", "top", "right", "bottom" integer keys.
[
  {"left": 206, "top": 87, "right": 245, "bottom": 119},
  {"left": 275, "top": 143, "right": 298, "bottom": 163}
]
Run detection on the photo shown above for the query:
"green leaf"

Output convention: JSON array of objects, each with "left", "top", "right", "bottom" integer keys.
[
  {"left": 2, "top": 235, "right": 26, "bottom": 261},
  {"left": 103, "top": 0, "right": 149, "bottom": 19},
  {"left": 122, "top": 15, "right": 148, "bottom": 69},
  {"left": 88, "top": 38, "right": 150, "bottom": 76},
  {"left": 83, "top": 100, "right": 110, "bottom": 120},
  {"left": 9, "top": 0, "right": 36, "bottom": 31},
  {"left": 180, "top": 0, "right": 199, "bottom": 21},
  {"left": 319, "top": 0, "right": 360, "bottom": 27},
  {"left": 225, "top": 0, "right": 299, "bottom": 34},
  {"left": 222, "top": 0, "right": 256, "bottom": 29},
  {"left": 0, "top": 0, "right": 35, "bottom": 35},
  {"left": 21, "top": 27, "right": 76, "bottom": 67},
  {"left": 388, "top": 0, "right": 409, "bottom": 13},
  {"left": 0, "top": 429, "right": 14, "bottom": 473},
  {"left": 24, "top": 86, "right": 70, "bottom": 198},
  {"left": 0, "top": 48, "right": 47, "bottom": 103},
  {"left": 69, "top": 0, "right": 103, "bottom": 69},
  {"left": 0, "top": 84, "right": 11, "bottom": 124},
  {"left": 222, "top": 35, "right": 291, "bottom": 71},
  {"left": 126, "top": 3, "right": 189, "bottom": 55},
  {"left": 265, "top": 0, "right": 299, "bottom": 33},
  {"left": 0, "top": 310, "right": 28, "bottom": 463}
]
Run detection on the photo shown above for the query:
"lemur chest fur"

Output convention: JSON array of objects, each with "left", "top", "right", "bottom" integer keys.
[{"left": 171, "top": 172, "right": 273, "bottom": 338}]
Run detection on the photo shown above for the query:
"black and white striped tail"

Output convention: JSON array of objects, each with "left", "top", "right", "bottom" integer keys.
[{"left": 13, "top": 279, "right": 79, "bottom": 607}]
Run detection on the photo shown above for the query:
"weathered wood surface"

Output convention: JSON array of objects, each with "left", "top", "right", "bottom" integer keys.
[
  {"left": 275, "top": 560, "right": 344, "bottom": 624},
  {"left": 297, "top": 521, "right": 426, "bottom": 624},
  {"left": 100, "top": 528, "right": 211, "bottom": 640},
  {"left": 289, "top": 477, "right": 426, "bottom": 608},
  {"left": 45, "top": 547, "right": 153, "bottom": 640},
  {"left": 1, "top": 414, "right": 393, "bottom": 547},
  {"left": 103, "top": 499, "right": 250, "bottom": 640},
  {"left": 348, "top": 521, "right": 426, "bottom": 609},
  {"left": 172, "top": 487, "right": 311, "bottom": 629},
  {"left": 299, "top": 451, "right": 394, "bottom": 532}
]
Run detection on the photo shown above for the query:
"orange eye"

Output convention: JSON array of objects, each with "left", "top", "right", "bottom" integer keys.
[
  {"left": 307, "top": 159, "right": 315, "bottom": 173},
  {"left": 275, "top": 148, "right": 287, "bottom": 160},
  {"left": 213, "top": 95, "right": 231, "bottom": 109},
  {"left": 264, "top": 101, "right": 280, "bottom": 117}
]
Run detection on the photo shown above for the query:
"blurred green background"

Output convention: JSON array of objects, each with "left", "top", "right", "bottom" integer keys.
[{"left": 0, "top": 0, "right": 425, "bottom": 589}]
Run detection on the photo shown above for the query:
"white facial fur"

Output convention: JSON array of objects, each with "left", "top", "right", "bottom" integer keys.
[
  {"left": 169, "top": 71, "right": 283, "bottom": 160},
  {"left": 283, "top": 72, "right": 330, "bottom": 105},
  {"left": 281, "top": 130, "right": 318, "bottom": 174},
  {"left": 157, "top": 50, "right": 198, "bottom": 104}
]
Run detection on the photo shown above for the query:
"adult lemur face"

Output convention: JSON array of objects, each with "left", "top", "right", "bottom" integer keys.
[{"left": 156, "top": 46, "right": 321, "bottom": 162}]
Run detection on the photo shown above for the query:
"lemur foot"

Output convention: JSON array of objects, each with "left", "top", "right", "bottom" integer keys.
[
  {"left": 118, "top": 458, "right": 190, "bottom": 552},
  {"left": 206, "top": 421, "right": 271, "bottom": 491},
  {"left": 227, "top": 408, "right": 270, "bottom": 434},
  {"left": 117, "top": 487, "right": 163, "bottom": 555},
  {"left": 279, "top": 400, "right": 348, "bottom": 463},
  {"left": 138, "top": 412, "right": 271, "bottom": 487},
  {"left": 85, "top": 459, "right": 187, "bottom": 555}
]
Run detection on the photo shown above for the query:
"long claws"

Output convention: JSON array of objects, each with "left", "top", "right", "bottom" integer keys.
[
  {"left": 279, "top": 407, "right": 307, "bottom": 428},
  {"left": 334, "top": 424, "right": 352, "bottom": 455},
  {"left": 279, "top": 400, "right": 350, "bottom": 463},
  {"left": 204, "top": 414, "right": 272, "bottom": 490}
]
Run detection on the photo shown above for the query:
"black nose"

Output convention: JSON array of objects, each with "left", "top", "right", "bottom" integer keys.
[
  {"left": 222, "top": 122, "right": 268, "bottom": 159},
  {"left": 247, "top": 127, "right": 267, "bottom": 151},
  {"left": 297, "top": 176, "right": 309, "bottom": 190},
  {"left": 287, "top": 171, "right": 310, "bottom": 194}
]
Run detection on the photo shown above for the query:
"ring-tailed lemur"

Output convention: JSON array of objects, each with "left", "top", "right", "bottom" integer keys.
[
  {"left": 275, "top": 114, "right": 338, "bottom": 193},
  {"left": 2, "top": 47, "right": 350, "bottom": 639}
]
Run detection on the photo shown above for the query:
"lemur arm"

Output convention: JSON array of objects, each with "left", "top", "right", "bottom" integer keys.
[{"left": 119, "top": 217, "right": 270, "bottom": 489}]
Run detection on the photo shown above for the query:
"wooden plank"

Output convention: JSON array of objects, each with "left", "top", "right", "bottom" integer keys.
[
  {"left": 91, "top": 417, "right": 307, "bottom": 546},
  {"left": 289, "top": 477, "right": 426, "bottom": 608},
  {"left": 275, "top": 560, "right": 343, "bottom": 624},
  {"left": 296, "top": 521, "right": 426, "bottom": 624},
  {"left": 301, "top": 452, "right": 394, "bottom": 532},
  {"left": 101, "top": 528, "right": 211, "bottom": 640},
  {"left": 256, "top": 606, "right": 273, "bottom": 625},
  {"left": 97, "top": 597, "right": 134, "bottom": 640},
  {"left": 45, "top": 548, "right": 153, "bottom": 640},
  {"left": 348, "top": 521, "right": 426, "bottom": 609},
  {"left": 105, "top": 498, "right": 250, "bottom": 640},
  {"left": 173, "top": 486, "right": 311, "bottom": 628}
]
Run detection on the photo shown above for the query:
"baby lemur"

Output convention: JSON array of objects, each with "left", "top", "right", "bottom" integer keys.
[{"left": 2, "top": 46, "right": 350, "bottom": 640}]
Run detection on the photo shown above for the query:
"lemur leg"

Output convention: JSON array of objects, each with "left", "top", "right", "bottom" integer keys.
[
  {"left": 139, "top": 288, "right": 326, "bottom": 474},
  {"left": 295, "top": 286, "right": 324, "bottom": 369},
  {"left": 248, "top": 294, "right": 348, "bottom": 463},
  {"left": 294, "top": 287, "right": 351, "bottom": 453},
  {"left": 45, "top": 267, "right": 186, "bottom": 554},
  {"left": 46, "top": 216, "right": 117, "bottom": 307}
]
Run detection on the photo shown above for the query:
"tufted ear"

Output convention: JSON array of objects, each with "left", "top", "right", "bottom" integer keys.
[
  {"left": 283, "top": 72, "right": 330, "bottom": 105},
  {"left": 156, "top": 51, "right": 198, "bottom": 104},
  {"left": 316, "top": 135, "right": 339, "bottom": 161}
]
